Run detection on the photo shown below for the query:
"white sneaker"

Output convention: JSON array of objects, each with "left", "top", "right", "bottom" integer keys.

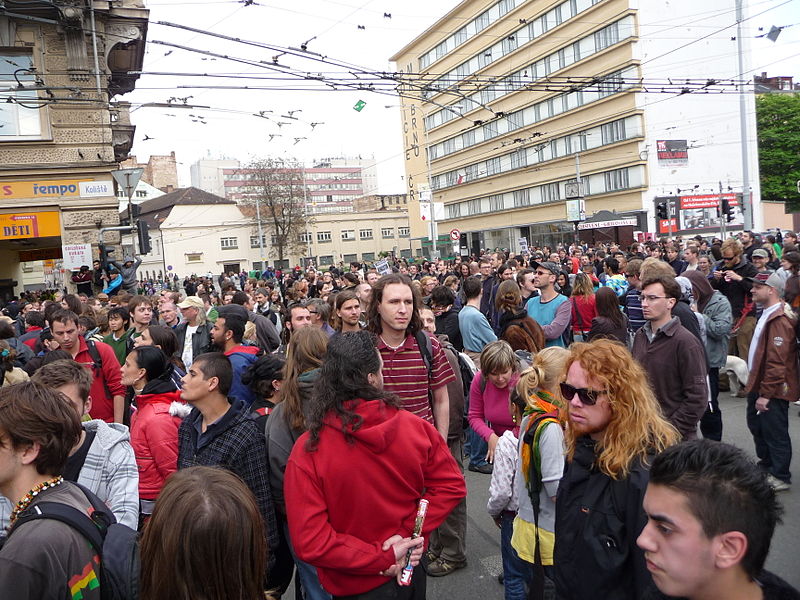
[{"left": 766, "top": 474, "right": 791, "bottom": 492}]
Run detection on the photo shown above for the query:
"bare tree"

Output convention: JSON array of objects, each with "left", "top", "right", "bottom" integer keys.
[{"left": 234, "top": 157, "right": 310, "bottom": 264}]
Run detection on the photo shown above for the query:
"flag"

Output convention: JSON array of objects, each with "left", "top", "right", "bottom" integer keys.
[
  {"left": 456, "top": 174, "right": 464, "bottom": 184},
  {"left": 353, "top": 100, "right": 367, "bottom": 112}
]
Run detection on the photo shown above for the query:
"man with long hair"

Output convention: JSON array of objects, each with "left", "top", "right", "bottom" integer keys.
[
  {"left": 284, "top": 331, "right": 466, "bottom": 599},
  {"left": 366, "top": 274, "right": 454, "bottom": 443},
  {"left": 554, "top": 339, "right": 680, "bottom": 600}
]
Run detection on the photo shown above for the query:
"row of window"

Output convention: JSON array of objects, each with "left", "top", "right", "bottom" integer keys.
[
  {"left": 420, "top": 0, "right": 603, "bottom": 103},
  {"left": 431, "top": 115, "right": 639, "bottom": 190},
  {"left": 226, "top": 227, "right": 412, "bottom": 250},
  {"left": 418, "top": 0, "right": 519, "bottom": 70},
  {"left": 1, "top": 53, "right": 42, "bottom": 139},
  {"left": 424, "top": 15, "right": 633, "bottom": 130},
  {"left": 443, "top": 166, "right": 643, "bottom": 220},
  {"left": 428, "top": 66, "right": 638, "bottom": 161}
]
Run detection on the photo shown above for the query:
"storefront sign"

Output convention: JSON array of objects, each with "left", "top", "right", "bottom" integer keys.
[
  {"left": 19, "top": 247, "right": 63, "bottom": 262},
  {"left": 0, "top": 211, "right": 60, "bottom": 239},
  {"left": 62, "top": 243, "right": 93, "bottom": 271},
  {"left": 656, "top": 140, "right": 688, "bottom": 167},
  {"left": 1, "top": 179, "right": 113, "bottom": 200},
  {"left": 655, "top": 194, "right": 743, "bottom": 234},
  {"left": 578, "top": 218, "right": 636, "bottom": 230}
]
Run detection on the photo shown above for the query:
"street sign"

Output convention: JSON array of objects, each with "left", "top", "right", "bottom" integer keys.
[
  {"left": 449, "top": 228, "right": 460, "bottom": 241},
  {"left": 62, "top": 243, "right": 93, "bottom": 271},
  {"left": 111, "top": 168, "right": 144, "bottom": 201}
]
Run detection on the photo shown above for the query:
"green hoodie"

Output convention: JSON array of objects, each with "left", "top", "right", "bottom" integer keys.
[{"left": 103, "top": 328, "right": 132, "bottom": 366}]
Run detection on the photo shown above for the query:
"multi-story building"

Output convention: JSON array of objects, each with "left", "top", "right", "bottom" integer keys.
[
  {"left": 124, "top": 187, "right": 423, "bottom": 277},
  {"left": 391, "top": 0, "right": 763, "bottom": 253},
  {"left": 222, "top": 157, "right": 375, "bottom": 215},
  {"left": 189, "top": 157, "right": 241, "bottom": 198},
  {"left": 353, "top": 193, "right": 409, "bottom": 212},
  {"left": 0, "top": 0, "right": 148, "bottom": 298}
]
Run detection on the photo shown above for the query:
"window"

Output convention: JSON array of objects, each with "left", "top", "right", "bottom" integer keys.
[
  {"left": 486, "top": 157, "right": 501, "bottom": 176},
  {"left": 398, "top": 227, "right": 410, "bottom": 237},
  {"left": 489, "top": 194, "right": 504, "bottom": 212},
  {"left": 0, "top": 53, "right": 43, "bottom": 139},
  {"left": 513, "top": 189, "right": 530, "bottom": 207},
  {"left": 446, "top": 203, "right": 462, "bottom": 219},
  {"left": 542, "top": 183, "right": 560, "bottom": 203},
  {"left": 186, "top": 253, "right": 202, "bottom": 263},
  {"left": 341, "top": 229, "right": 355, "bottom": 241},
  {"left": 299, "top": 232, "right": 313, "bottom": 243},
  {"left": 483, "top": 121, "right": 499, "bottom": 140},
  {"left": 250, "top": 235, "right": 266, "bottom": 248},
  {"left": 467, "top": 199, "right": 481, "bottom": 215},
  {"left": 319, "top": 255, "right": 334, "bottom": 266},
  {"left": 362, "top": 252, "right": 375, "bottom": 262},
  {"left": 135, "top": 190, "right": 147, "bottom": 198},
  {"left": 359, "top": 228, "right": 373, "bottom": 240},
  {"left": 502, "top": 35, "right": 518, "bottom": 55},
  {"left": 343, "top": 254, "right": 358, "bottom": 264},
  {"left": 220, "top": 237, "right": 238, "bottom": 249},
  {"left": 510, "top": 148, "right": 527, "bottom": 170},
  {"left": 601, "top": 119, "right": 626, "bottom": 145},
  {"left": 381, "top": 227, "right": 394, "bottom": 238},
  {"left": 475, "top": 10, "right": 490, "bottom": 31},
  {"left": 317, "top": 231, "right": 332, "bottom": 243},
  {"left": 604, "top": 168, "right": 629, "bottom": 192}
]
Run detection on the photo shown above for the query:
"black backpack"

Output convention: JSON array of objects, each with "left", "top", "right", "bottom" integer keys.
[{"left": 8, "top": 482, "right": 140, "bottom": 600}]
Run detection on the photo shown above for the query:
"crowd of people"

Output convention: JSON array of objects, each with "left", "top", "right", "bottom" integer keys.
[{"left": 0, "top": 229, "right": 798, "bottom": 600}]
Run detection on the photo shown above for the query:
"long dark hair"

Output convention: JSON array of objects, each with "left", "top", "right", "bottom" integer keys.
[
  {"left": 366, "top": 274, "right": 422, "bottom": 336},
  {"left": 130, "top": 346, "right": 173, "bottom": 385},
  {"left": 305, "top": 331, "right": 400, "bottom": 452},
  {"left": 595, "top": 286, "right": 624, "bottom": 328},
  {"left": 146, "top": 325, "right": 185, "bottom": 371}
]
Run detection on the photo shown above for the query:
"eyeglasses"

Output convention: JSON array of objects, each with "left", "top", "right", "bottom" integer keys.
[
  {"left": 638, "top": 294, "right": 668, "bottom": 303},
  {"left": 722, "top": 255, "right": 736, "bottom": 261},
  {"left": 560, "top": 382, "right": 607, "bottom": 406}
]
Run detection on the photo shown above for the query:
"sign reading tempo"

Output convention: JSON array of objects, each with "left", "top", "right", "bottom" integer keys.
[{"left": 1, "top": 179, "right": 114, "bottom": 199}]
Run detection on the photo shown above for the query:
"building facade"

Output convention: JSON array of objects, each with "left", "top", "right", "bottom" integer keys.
[
  {"left": 121, "top": 151, "right": 179, "bottom": 192},
  {"left": 391, "top": 0, "right": 763, "bottom": 252},
  {"left": 189, "top": 157, "right": 241, "bottom": 198},
  {"left": 0, "top": 0, "right": 148, "bottom": 298},
  {"left": 125, "top": 187, "right": 423, "bottom": 278}
]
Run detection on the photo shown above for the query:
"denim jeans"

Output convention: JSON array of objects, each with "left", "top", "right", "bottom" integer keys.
[
  {"left": 500, "top": 512, "right": 533, "bottom": 600},
  {"left": 466, "top": 425, "right": 489, "bottom": 468},
  {"left": 746, "top": 392, "right": 792, "bottom": 483},
  {"left": 284, "top": 521, "right": 332, "bottom": 600}
]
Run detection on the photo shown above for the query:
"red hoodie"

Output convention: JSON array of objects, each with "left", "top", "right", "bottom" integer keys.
[
  {"left": 130, "top": 389, "right": 185, "bottom": 499},
  {"left": 285, "top": 399, "right": 466, "bottom": 596}
]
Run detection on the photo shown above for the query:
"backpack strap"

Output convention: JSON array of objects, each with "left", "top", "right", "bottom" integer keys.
[
  {"left": 9, "top": 501, "right": 105, "bottom": 554},
  {"left": 85, "top": 339, "right": 103, "bottom": 371},
  {"left": 414, "top": 330, "right": 433, "bottom": 381}
]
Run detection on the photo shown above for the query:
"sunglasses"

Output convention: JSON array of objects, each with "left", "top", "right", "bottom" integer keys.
[{"left": 560, "top": 382, "right": 607, "bottom": 406}]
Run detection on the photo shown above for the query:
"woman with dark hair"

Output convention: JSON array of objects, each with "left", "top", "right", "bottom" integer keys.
[
  {"left": 495, "top": 280, "right": 544, "bottom": 353},
  {"left": 265, "top": 326, "right": 329, "bottom": 600},
  {"left": 587, "top": 286, "right": 628, "bottom": 344},
  {"left": 555, "top": 271, "right": 572, "bottom": 298},
  {"left": 60, "top": 293, "right": 83, "bottom": 314},
  {"left": 0, "top": 339, "right": 28, "bottom": 385},
  {"left": 780, "top": 251, "right": 800, "bottom": 308},
  {"left": 122, "top": 345, "right": 189, "bottom": 527},
  {"left": 243, "top": 353, "right": 284, "bottom": 431},
  {"left": 285, "top": 331, "right": 466, "bottom": 599},
  {"left": 140, "top": 466, "right": 267, "bottom": 600},
  {"left": 135, "top": 325, "right": 186, "bottom": 389}
]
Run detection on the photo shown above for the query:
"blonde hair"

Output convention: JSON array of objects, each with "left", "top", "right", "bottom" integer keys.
[
  {"left": 516, "top": 347, "right": 570, "bottom": 408},
  {"left": 564, "top": 340, "right": 679, "bottom": 479},
  {"left": 640, "top": 256, "right": 676, "bottom": 280},
  {"left": 243, "top": 321, "right": 257, "bottom": 344},
  {"left": 479, "top": 340, "right": 518, "bottom": 376},
  {"left": 721, "top": 237, "right": 743, "bottom": 257},
  {"left": 571, "top": 272, "right": 594, "bottom": 297}
]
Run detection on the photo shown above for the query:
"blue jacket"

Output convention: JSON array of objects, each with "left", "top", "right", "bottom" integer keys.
[{"left": 225, "top": 345, "right": 259, "bottom": 405}]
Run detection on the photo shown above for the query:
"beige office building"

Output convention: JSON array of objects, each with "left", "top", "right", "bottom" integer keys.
[{"left": 391, "top": 0, "right": 761, "bottom": 253}]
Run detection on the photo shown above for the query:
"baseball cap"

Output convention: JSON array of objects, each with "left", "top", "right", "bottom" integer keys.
[
  {"left": 751, "top": 249, "right": 769, "bottom": 259},
  {"left": 748, "top": 272, "right": 785, "bottom": 297},
  {"left": 531, "top": 260, "right": 560, "bottom": 275},
  {"left": 177, "top": 296, "right": 204, "bottom": 310}
]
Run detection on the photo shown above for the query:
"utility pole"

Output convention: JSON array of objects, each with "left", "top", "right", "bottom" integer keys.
[
  {"left": 719, "top": 181, "right": 727, "bottom": 240},
  {"left": 736, "top": 0, "right": 753, "bottom": 230}
]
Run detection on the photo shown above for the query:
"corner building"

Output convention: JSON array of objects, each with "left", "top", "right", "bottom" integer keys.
[{"left": 391, "top": 0, "right": 761, "bottom": 252}]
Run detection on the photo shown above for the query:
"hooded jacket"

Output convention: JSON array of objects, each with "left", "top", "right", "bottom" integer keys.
[
  {"left": 225, "top": 344, "right": 260, "bottom": 405},
  {"left": 112, "top": 257, "right": 142, "bottom": 291},
  {"left": 685, "top": 270, "right": 733, "bottom": 369},
  {"left": 285, "top": 399, "right": 466, "bottom": 597},
  {"left": 710, "top": 256, "right": 758, "bottom": 319},
  {"left": 130, "top": 377, "right": 190, "bottom": 499}
]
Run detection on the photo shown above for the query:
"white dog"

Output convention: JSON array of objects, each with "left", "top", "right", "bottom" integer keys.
[{"left": 722, "top": 355, "right": 749, "bottom": 397}]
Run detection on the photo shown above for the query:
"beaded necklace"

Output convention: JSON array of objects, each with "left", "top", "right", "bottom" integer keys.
[{"left": 9, "top": 476, "right": 64, "bottom": 525}]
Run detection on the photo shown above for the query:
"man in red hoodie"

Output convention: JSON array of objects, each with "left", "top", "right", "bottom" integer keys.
[{"left": 285, "top": 331, "right": 466, "bottom": 599}]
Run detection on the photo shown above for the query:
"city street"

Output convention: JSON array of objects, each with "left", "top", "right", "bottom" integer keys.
[{"left": 293, "top": 389, "right": 800, "bottom": 598}]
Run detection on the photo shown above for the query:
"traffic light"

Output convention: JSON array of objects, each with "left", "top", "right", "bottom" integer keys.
[
  {"left": 656, "top": 202, "right": 668, "bottom": 220},
  {"left": 137, "top": 220, "right": 152, "bottom": 254},
  {"left": 721, "top": 198, "right": 734, "bottom": 222},
  {"left": 98, "top": 242, "right": 114, "bottom": 270}
]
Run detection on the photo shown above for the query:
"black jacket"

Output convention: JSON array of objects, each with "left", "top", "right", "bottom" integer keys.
[
  {"left": 435, "top": 307, "right": 462, "bottom": 352},
  {"left": 554, "top": 436, "right": 655, "bottom": 600},
  {"left": 174, "top": 321, "right": 211, "bottom": 364},
  {"left": 710, "top": 257, "right": 759, "bottom": 319},
  {"left": 642, "top": 570, "right": 800, "bottom": 600}
]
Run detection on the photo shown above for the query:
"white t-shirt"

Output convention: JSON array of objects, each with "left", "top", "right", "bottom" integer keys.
[{"left": 182, "top": 324, "right": 199, "bottom": 368}]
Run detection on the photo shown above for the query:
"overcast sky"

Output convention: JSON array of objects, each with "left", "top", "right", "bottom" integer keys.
[{"left": 125, "top": 0, "right": 800, "bottom": 193}]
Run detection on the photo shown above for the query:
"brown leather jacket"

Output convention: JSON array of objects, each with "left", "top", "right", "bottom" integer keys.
[{"left": 745, "top": 303, "right": 799, "bottom": 401}]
